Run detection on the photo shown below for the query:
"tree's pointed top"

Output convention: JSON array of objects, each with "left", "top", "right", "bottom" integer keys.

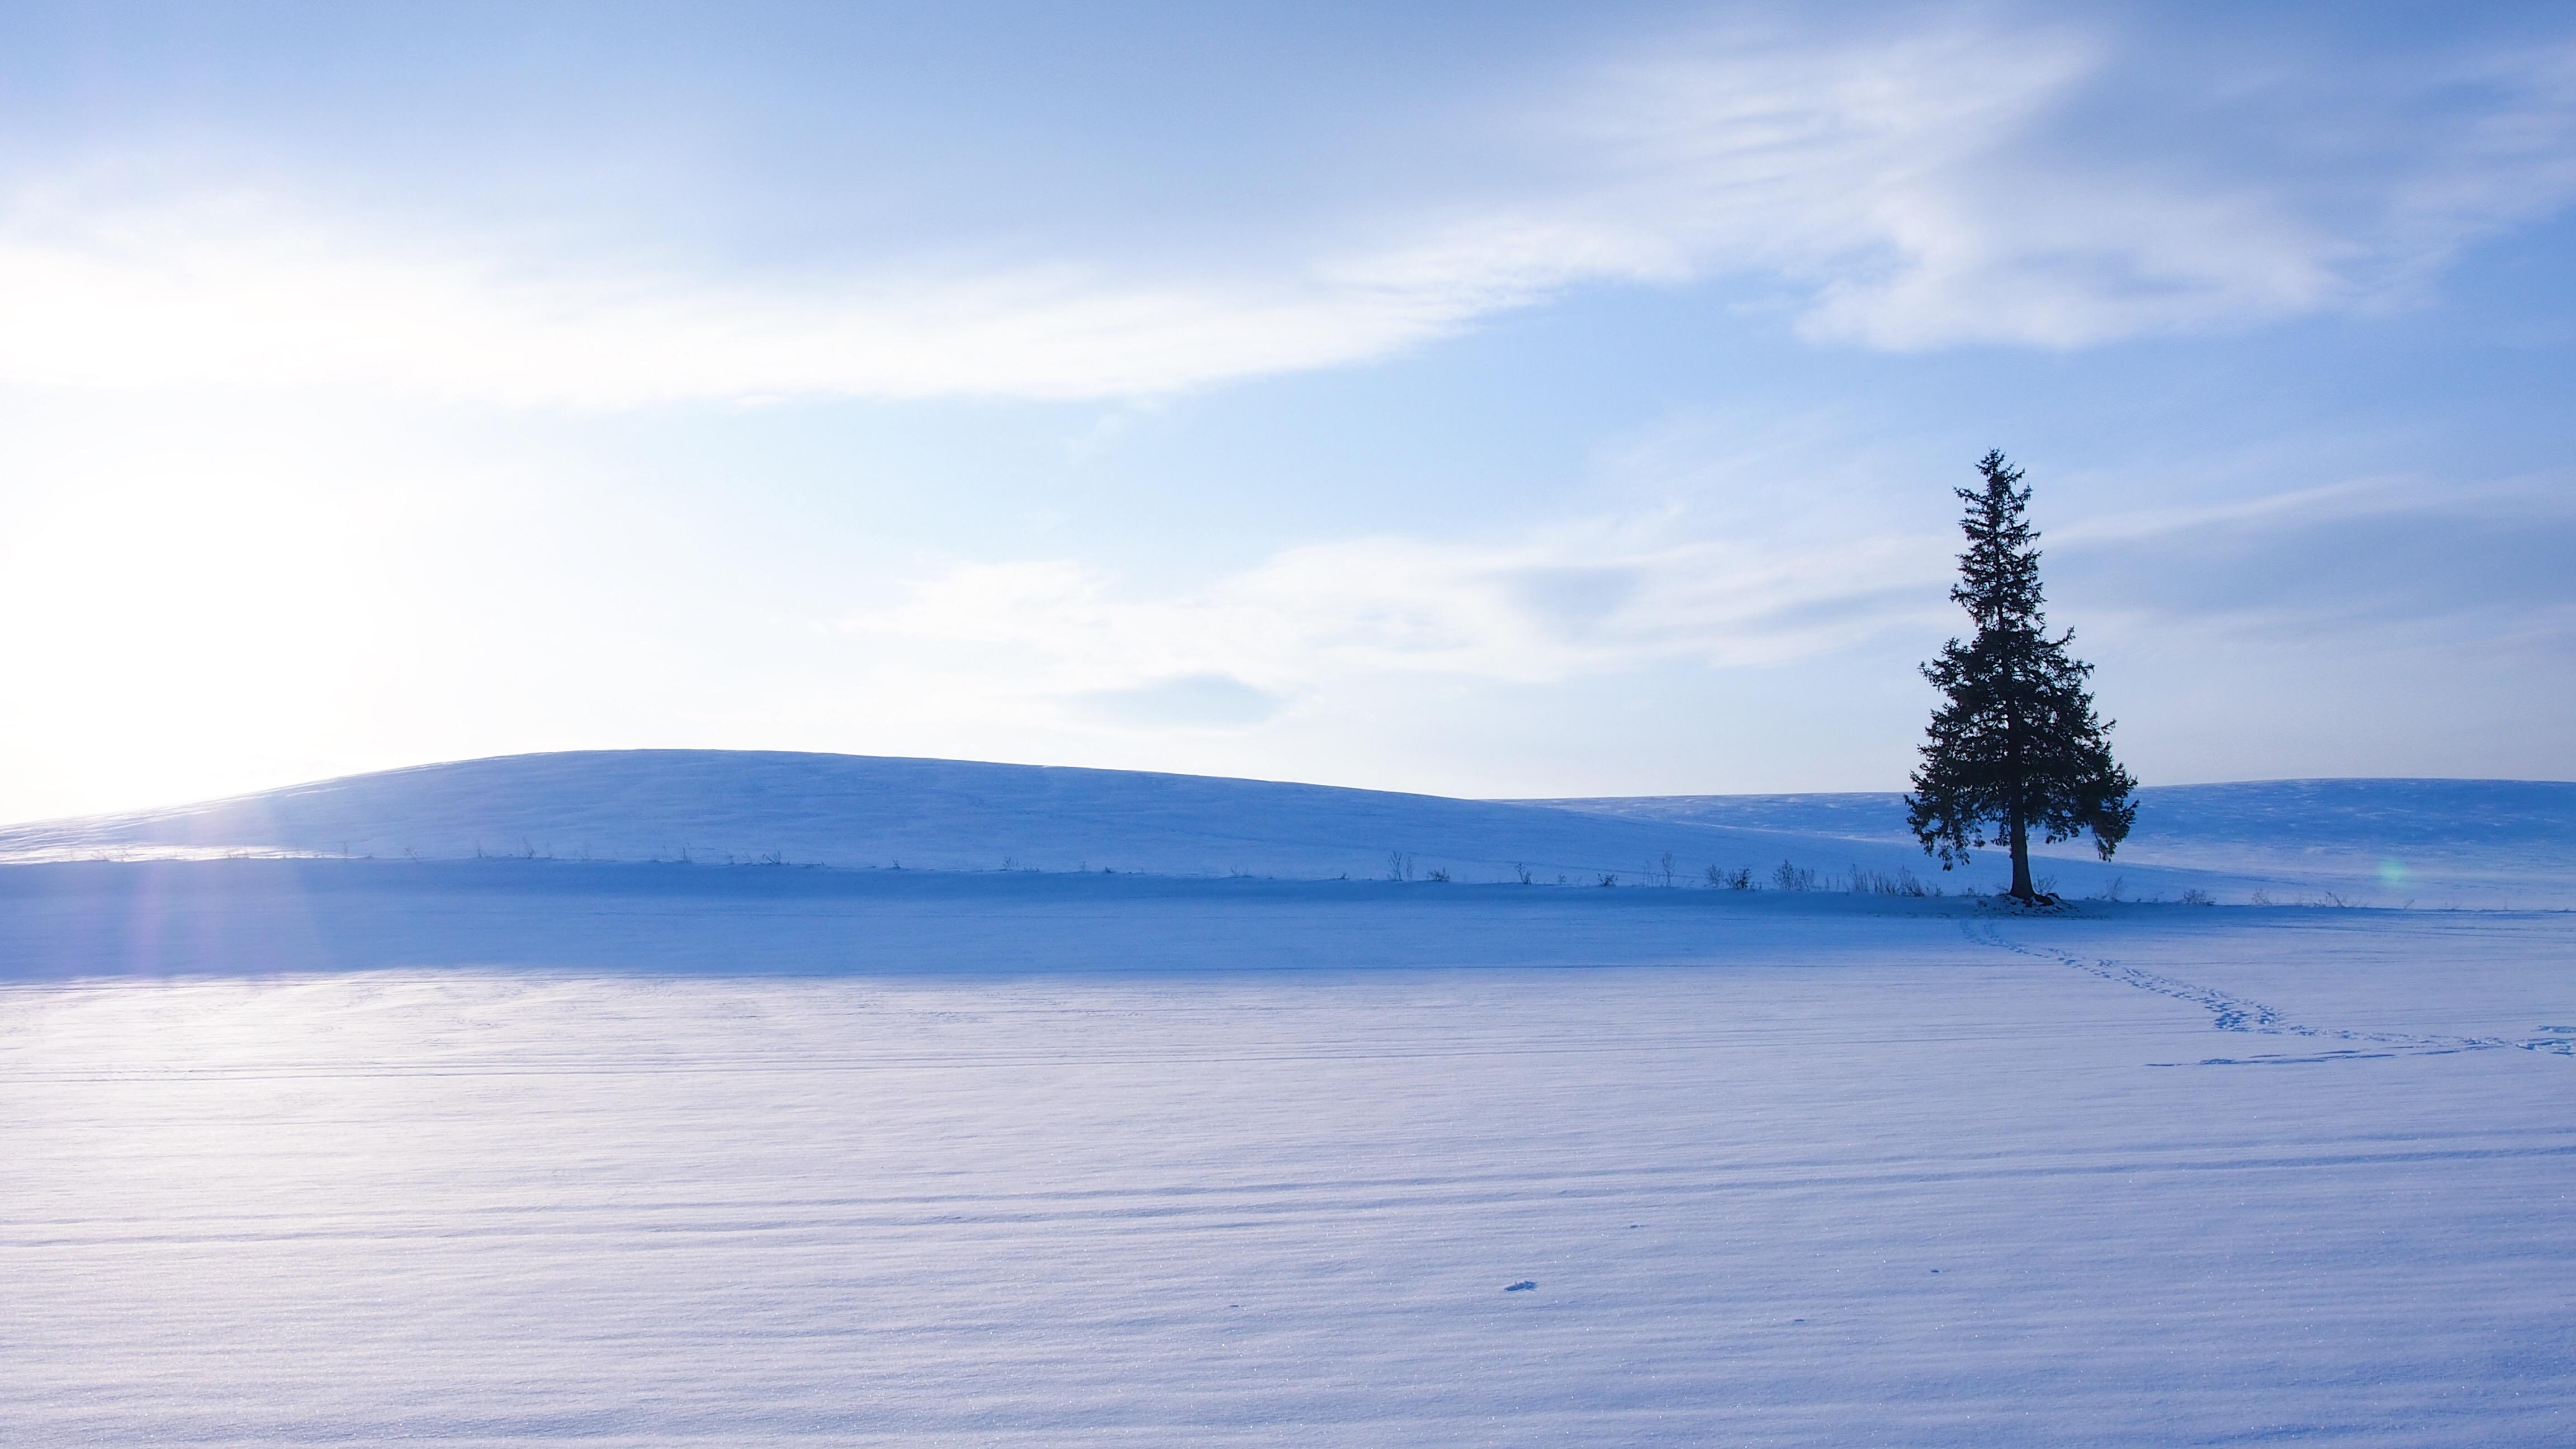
[{"left": 1959, "top": 449, "right": 2034, "bottom": 528}]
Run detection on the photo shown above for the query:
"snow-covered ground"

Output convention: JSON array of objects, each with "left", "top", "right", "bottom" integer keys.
[{"left": 3, "top": 753, "right": 2570, "bottom": 1445}]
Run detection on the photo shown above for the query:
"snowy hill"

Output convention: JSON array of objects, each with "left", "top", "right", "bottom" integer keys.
[
  {"left": 0, "top": 750, "right": 2560, "bottom": 904},
  {"left": 0, "top": 750, "right": 1946, "bottom": 887}
]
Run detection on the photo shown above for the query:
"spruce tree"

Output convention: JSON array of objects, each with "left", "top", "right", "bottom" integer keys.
[{"left": 1907, "top": 451, "right": 2136, "bottom": 903}]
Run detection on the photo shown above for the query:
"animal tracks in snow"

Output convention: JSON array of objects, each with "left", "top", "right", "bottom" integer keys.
[{"left": 1972, "top": 921, "right": 2576, "bottom": 1064}]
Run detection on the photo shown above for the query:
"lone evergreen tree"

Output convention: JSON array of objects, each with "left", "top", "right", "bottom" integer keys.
[{"left": 1908, "top": 451, "right": 2136, "bottom": 903}]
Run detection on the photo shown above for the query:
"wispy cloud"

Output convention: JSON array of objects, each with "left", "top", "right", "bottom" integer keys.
[
  {"left": 1515, "top": 22, "right": 2576, "bottom": 348},
  {"left": 2, "top": 18, "right": 2569, "bottom": 403},
  {"left": 0, "top": 193, "right": 1483, "bottom": 404},
  {"left": 2058, "top": 470, "right": 2576, "bottom": 636},
  {"left": 1076, "top": 673, "right": 1286, "bottom": 729},
  {"left": 834, "top": 513, "right": 1952, "bottom": 725},
  {"left": 830, "top": 456, "right": 2576, "bottom": 726}
]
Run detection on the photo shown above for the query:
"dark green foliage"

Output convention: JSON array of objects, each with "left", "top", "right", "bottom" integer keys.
[{"left": 1907, "top": 452, "right": 2137, "bottom": 902}]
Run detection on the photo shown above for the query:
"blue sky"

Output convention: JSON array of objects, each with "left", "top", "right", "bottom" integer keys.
[{"left": 0, "top": 1, "right": 2570, "bottom": 817}]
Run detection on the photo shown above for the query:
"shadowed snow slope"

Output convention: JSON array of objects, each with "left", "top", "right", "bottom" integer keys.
[{"left": 0, "top": 751, "right": 2560, "bottom": 903}]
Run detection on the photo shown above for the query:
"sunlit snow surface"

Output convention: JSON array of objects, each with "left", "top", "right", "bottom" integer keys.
[{"left": 4, "top": 866, "right": 2572, "bottom": 1446}]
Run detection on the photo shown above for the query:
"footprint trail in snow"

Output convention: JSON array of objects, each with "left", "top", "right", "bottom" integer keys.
[{"left": 1971, "top": 920, "right": 2576, "bottom": 1064}]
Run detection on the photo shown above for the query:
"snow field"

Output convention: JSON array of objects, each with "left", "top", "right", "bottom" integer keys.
[{"left": 3, "top": 877, "right": 2570, "bottom": 1446}]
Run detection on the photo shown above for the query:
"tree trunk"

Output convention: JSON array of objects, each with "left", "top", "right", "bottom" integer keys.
[
  {"left": 2007, "top": 801, "right": 2035, "bottom": 902},
  {"left": 2004, "top": 654, "right": 2034, "bottom": 901}
]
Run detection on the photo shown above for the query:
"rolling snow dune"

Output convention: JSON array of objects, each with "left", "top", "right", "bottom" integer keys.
[
  {"left": 0, "top": 748, "right": 2173, "bottom": 896},
  {"left": 0, "top": 750, "right": 2560, "bottom": 903}
]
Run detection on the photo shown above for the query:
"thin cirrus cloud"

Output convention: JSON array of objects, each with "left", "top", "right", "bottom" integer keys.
[
  {"left": 1077, "top": 673, "right": 1288, "bottom": 730},
  {"left": 837, "top": 466, "right": 2576, "bottom": 726},
  {"left": 836, "top": 520, "right": 1954, "bottom": 724},
  {"left": 2055, "top": 471, "right": 2576, "bottom": 637},
  {"left": 1, "top": 20, "right": 2569, "bottom": 406},
  {"left": 0, "top": 198, "right": 1461, "bottom": 405},
  {"left": 1533, "top": 21, "right": 2576, "bottom": 348}
]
